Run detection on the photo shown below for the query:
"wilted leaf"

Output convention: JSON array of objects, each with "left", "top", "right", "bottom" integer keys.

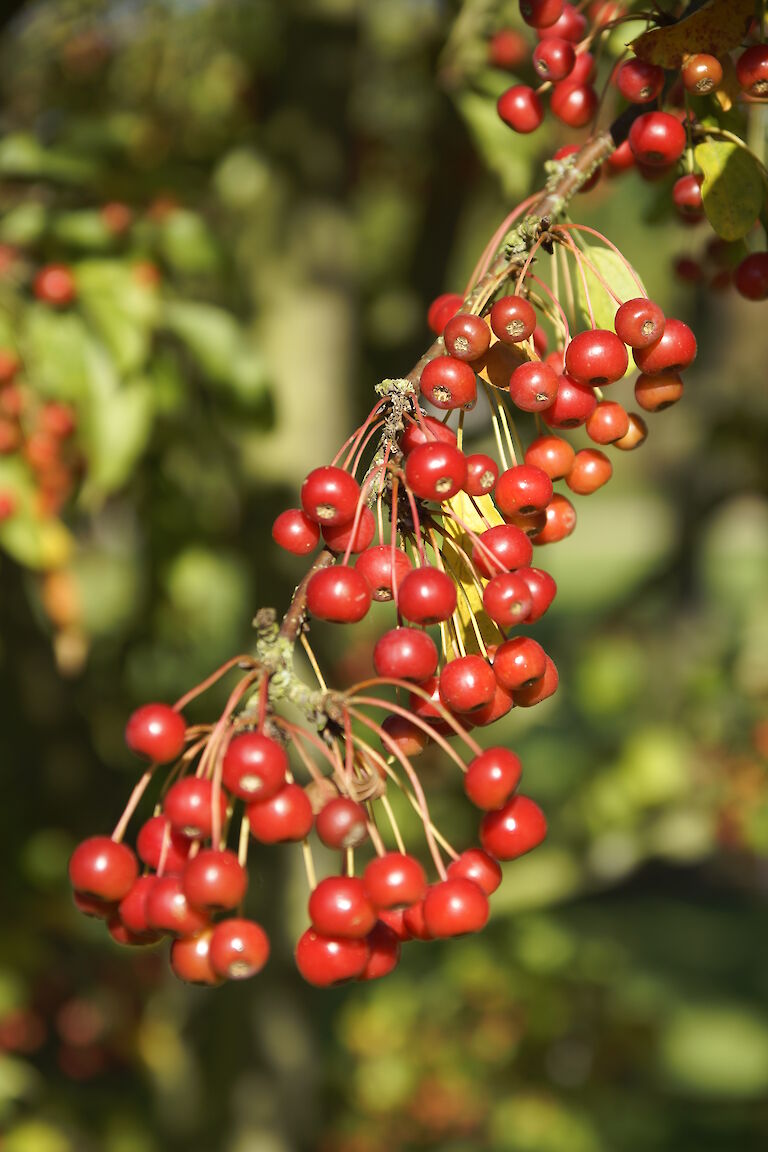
[
  {"left": 695, "top": 140, "right": 765, "bottom": 240},
  {"left": 632, "top": 0, "right": 754, "bottom": 69}
]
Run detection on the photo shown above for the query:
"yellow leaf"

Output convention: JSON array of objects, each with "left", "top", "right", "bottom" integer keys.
[
  {"left": 442, "top": 491, "right": 504, "bottom": 656},
  {"left": 632, "top": 0, "right": 753, "bottom": 69}
]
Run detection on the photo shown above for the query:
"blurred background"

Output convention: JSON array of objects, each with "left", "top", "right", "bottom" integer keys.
[{"left": 0, "top": 1, "right": 767, "bottom": 1149}]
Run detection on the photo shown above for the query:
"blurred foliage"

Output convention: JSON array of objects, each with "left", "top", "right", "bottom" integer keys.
[{"left": 0, "top": 1, "right": 766, "bottom": 1151}]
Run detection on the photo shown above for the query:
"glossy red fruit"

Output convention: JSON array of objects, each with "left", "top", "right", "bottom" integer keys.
[
  {"left": 136, "top": 816, "right": 191, "bottom": 874},
  {"left": 534, "top": 493, "right": 577, "bottom": 545},
  {"left": 405, "top": 441, "right": 467, "bottom": 502},
  {"left": 628, "top": 112, "right": 686, "bottom": 167},
  {"left": 316, "top": 797, "right": 369, "bottom": 850},
  {"left": 615, "top": 58, "right": 665, "bottom": 103},
  {"left": 419, "top": 356, "right": 477, "bottom": 410},
  {"left": 163, "top": 778, "right": 227, "bottom": 840},
  {"left": 543, "top": 375, "right": 597, "bottom": 429},
  {"left": 480, "top": 794, "right": 547, "bottom": 860},
  {"left": 34, "top": 264, "right": 76, "bottom": 306},
  {"left": 447, "top": 849, "right": 503, "bottom": 895},
  {"left": 682, "top": 53, "right": 723, "bottom": 95},
  {"left": 514, "top": 654, "right": 559, "bottom": 706},
  {"left": 295, "top": 929, "right": 369, "bottom": 986},
  {"left": 401, "top": 414, "right": 457, "bottom": 455},
  {"left": 491, "top": 296, "right": 537, "bottom": 344},
  {"left": 373, "top": 626, "right": 438, "bottom": 682},
  {"left": 565, "top": 330, "right": 628, "bottom": 386},
  {"left": 470, "top": 680, "right": 515, "bottom": 727},
  {"left": 73, "top": 891, "right": 116, "bottom": 919},
  {"left": 508, "top": 360, "right": 558, "bottom": 412},
  {"left": 736, "top": 45, "right": 768, "bottom": 97},
  {"left": 569, "top": 51, "right": 596, "bottom": 84},
  {"left": 376, "top": 907, "right": 412, "bottom": 941},
  {"left": 537, "top": 3, "right": 585, "bottom": 40},
  {"left": 170, "top": 932, "right": 221, "bottom": 985},
  {"left": 464, "top": 747, "right": 523, "bottom": 810},
  {"left": 734, "top": 253, "right": 768, "bottom": 301},
  {"left": 606, "top": 138, "right": 635, "bottom": 174},
  {"left": 427, "top": 293, "right": 462, "bottom": 335},
  {"left": 125, "top": 703, "right": 186, "bottom": 764},
  {"left": 483, "top": 572, "right": 533, "bottom": 628},
  {"left": 209, "top": 918, "right": 270, "bottom": 980},
  {"left": 614, "top": 411, "right": 649, "bottom": 451},
  {"left": 672, "top": 173, "right": 704, "bottom": 220},
  {"left": 145, "top": 875, "right": 210, "bottom": 937},
  {"left": 355, "top": 544, "right": 412, "bottom": 601},
  {"left": 533, "top": 37, "right": 575, "bottom": 81},
  {"left": 614, "top": 297, "right": 665, "bottom": 348},
  {"left": 633, "top": 318, "right": 696, "bottom": 374},
  {"left": 566, "top": 448, "right": 613, "bottom": 495},
  {"left": 517, "top": 566, "right": 557, "bottom": 622},
  {"left": 586, "top": 400, "right": 630, "bottom": 444},
  {"left": 272, "top": 509, "right": 320, "bottom": 555},
  {"left": 524, "top": 434, "right": 575, "bottom": 479},
  {"left": 381, "top": 713, "right": 429, "bottom": 758},
  {"left": 358, "top": 921, "right": 401, "bottom": 981},
  {"left": 402, "top": 899, "right": 433, "bottom": 940},
  {"left": 306, "top": 565, "right": 371, "bottom": 623},
  {"left": 634, "top": 371, "right": 684, "bottom": 412},
  {"left": 443, "top": 313, "right": 491, "bottom": 361},
  {"left": 497, "top": 86, "right": 544, "bottom": 134},
  {"left": 301, "top": 466, "right": 360, "bottom": 526},
  {"left": 363, "top": 852, "right": 427, "bottom": 910},
  {"left": 464, "top": 453, "right": 499, "bottom": 496},
  {"left": 423, "top": 878, "right": 489, "bottom": 937},
  {"left": 222, "top": 731, "right": 287, "bottom": 801},
  {"left": 108, "top": 914, "right": 160, "bottom": 947},
  {"left": 472, "top": 524, "right": 533, "bottom": 578},
  {"left": 493, "top": 636, "right": 547, "bottom": 691},
  {"left": 397, "top": 566, "right": 457, "bottom": 624},
  {"left": 118, "top": 876, "right": 157, "bottom": 937},
  {"left": 0, "top": 348, "right": 19, "bottom": 384},
  {"left": 495, "top": 464, "right": 553, "bottom": 516},
  {"left": 309, "top": 876, "right": 377, "bottom": 939},
  {"left": 520, "top": 0, "right": 563, "bottom": 27},
  {"left": 550, "top": 82, "right": 598, "bottom": 128},
  {"left": 183, "top": 849, "right": 248, "bottom": 912},
  {"left": 489, "top": 29, "right": 528, "bottom": 72},
  {"left": 322, "top": 507, "right": 376, "bottom": 554},
  {"left": 247, "top": 783, "right": 314, "bottom": 843},
  {"left": 439, "top": 655, "right": 496, "bottom": 713},
  {"left": 69, "top": 837, "right": 138, "bottom": 902}
]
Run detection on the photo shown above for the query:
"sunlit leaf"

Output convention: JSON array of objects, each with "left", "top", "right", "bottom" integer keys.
[
  {"left": 632, "top": 0, "right": 754, "bottom": 68},
  {"left": 695, "top": 140, "right": 765, "bottom": 241}
]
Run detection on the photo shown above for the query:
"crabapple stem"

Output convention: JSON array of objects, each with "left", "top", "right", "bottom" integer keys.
[
  {"left": 112, "top": 768, "right": 155, "bottom": 843},
  {"left": 378, "top": 791, "right": 407, "bottom": 855},
  {"left": 172, "top": 655, "right": 257, "bottom": 712}
]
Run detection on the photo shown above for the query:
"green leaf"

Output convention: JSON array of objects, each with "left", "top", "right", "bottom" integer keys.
[
  {"left": 21, "top": 307, "right": 91, "bottom": 403},
  {"left": 51, "top": 210, "right": 112, "bottom": 251},
  {"left": 455, "top": 90, "right": 542, "bottom": 198},
  {"left": 0, "top": 512, "right": 74, "bottom": 570},
  {"left": 76, "top": 260, "right": 158, "bottom": 375},
  {"left": 78, "top": 339, "right": 155, "bottom": 503},
  {"left": 162, "top": 300, "right": 269, "bottom": 406},
  {"left": 0, "top": 133, "right": 96, "bottom": 184},
  {"left": 574, "top": 244, "right": 646, "bottom": 335},
  {"left": 157, "top": 210, "right": 221, "bottom": 274},
  {"left": 695, "top": 140, "right": 765, "bottom": 241},
  {"left": 0, "top": 202, "right": 47, "bottom": 247}
]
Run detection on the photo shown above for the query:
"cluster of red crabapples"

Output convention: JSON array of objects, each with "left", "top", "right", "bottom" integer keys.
[
  {"left": 490, "top": 2, "right": 768, "bottom": 302},
  {"left": 0, "top": 342, "right": 79, "bottom": 523},
  {"left": 68, "top": 194, "right": 698, "bottom": 987}
]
